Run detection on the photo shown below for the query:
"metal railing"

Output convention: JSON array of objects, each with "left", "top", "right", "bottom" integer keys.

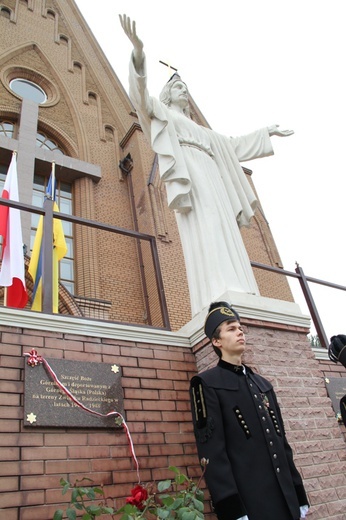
[
  {"left": 1, "top": 197, "right": 346, "bottom": 343},
  {"left": 0, "top": 197, "right": 170, "bottom": 329},
  {"left": 251, "top": 261, "right": 346, "bottom": 349}
]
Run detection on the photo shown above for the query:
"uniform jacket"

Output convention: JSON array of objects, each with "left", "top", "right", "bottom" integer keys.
[{"left": 190, "top": 360, "right": 308, "bottom": 520}]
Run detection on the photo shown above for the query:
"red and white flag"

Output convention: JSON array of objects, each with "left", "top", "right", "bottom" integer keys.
[{"left": 0, "top": 152, "right": 28, "bottom": 308}]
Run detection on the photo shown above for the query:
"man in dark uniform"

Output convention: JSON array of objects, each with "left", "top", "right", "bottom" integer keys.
[
  {"left": 329, "top": 334, "right": 346, "bottom": 425},
  {"left": 329, "top": 334, "right": 346, "bottom": 368},
  {"left": 190, "top": 302, "right": 309, "bottom": 520}
]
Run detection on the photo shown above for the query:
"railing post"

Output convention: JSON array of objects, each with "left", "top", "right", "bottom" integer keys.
[
  {"left": 150, "top": 237, "right": 171, "bottom": 330},
  {"left": 295, "top": 263, "right": 329, "bottom": 348}
]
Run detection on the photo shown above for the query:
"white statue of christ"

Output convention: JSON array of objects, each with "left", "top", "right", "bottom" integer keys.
[{"left": 120, "top": 15, "right": 293, "bottom": 316}]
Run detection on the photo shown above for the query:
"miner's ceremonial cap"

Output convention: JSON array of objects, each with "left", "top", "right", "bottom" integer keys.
[{"left": 204, "top": 304, "right": 240, "bottom": 340}]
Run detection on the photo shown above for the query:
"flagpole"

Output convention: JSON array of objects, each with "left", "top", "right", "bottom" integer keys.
[
  {"left": 51, "top": 161, "right": 55, "bottom": 198},
  {"left": 41, "top": 164, "right": 54, "bottom": 313}
]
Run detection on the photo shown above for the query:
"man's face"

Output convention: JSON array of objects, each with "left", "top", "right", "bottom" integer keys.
[
  {"left": 170, "top": 81, "right": 188, "bottom": 108},
  {"left": 212, "top": 320, "right": 245, "bottom": 359}
]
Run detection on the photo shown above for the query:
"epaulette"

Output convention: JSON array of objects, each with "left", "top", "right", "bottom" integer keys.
[{"left": 190, "top": 376, "right": 214, "bottom": 443}]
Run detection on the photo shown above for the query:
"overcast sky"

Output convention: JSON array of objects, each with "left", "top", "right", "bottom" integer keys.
[{"left": 75, "top": 0, "right": 346, "bottom": 341}]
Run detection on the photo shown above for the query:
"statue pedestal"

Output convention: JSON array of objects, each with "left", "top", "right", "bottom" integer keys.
[{"left": 179, "top": 291, "right": 310, "bottom": 342}]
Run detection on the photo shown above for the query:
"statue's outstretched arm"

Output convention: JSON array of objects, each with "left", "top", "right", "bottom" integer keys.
[
  {"left": 267, "top": 124, "right": 294, "bottom": 137},
  {"left": 119, "top": 14, "right": 144, "bottom": 70}
]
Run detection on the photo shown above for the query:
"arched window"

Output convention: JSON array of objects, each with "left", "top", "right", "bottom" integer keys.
[
  {"left": 0, "top": 121, "right": 15, "bottom": 138},
  {"left": 10, "top": 78, "right": 47, "bottom": 104},
  {"left": 36, "top": 131, "right": 64, "bottom": 154},
  {"left": 0, "top": 7, "right": 11, "bottom": 19},
  {"left": 88, "top": 92, "right": 97, "bottom": 106},
  {"left": 105, "top": 126, "right": 114, "bottom": 142},
  {"left": 59, "top": 35, "right": 69, "bottom": 45}
]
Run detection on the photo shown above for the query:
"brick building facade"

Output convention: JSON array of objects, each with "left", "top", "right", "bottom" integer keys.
[
  {"left": 0, "top": 1, "right": 345, "bottom": 519},
  {"left": 0, "top": 0, "right": 293, "bottom": 327}
]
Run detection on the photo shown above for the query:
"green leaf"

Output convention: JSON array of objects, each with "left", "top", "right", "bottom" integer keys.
[
  {"left": 74, "top": 503, "right": 83, "bottom": 510},
  {"left": 161, "top": 496, "right": 174, "bottom": 507},
  {"left": 81, "top": 515, "right": 92, "bottom": 520},
  {"left": 168, "top": 466, "right": 179, "bottom": 474},
  {"left": 93, "top": 487, "right": 104, "bottom": 496},
  {"left": 195, "top": 489, "right": 204, "bottom": 502},
  {"left": 119, "top": 514, "right": 133, "bottom": 520},
  {"left": 176, "top": 474, "right": 188, "bottom": 485},
  {"left": 62, "top": 483, "right": 70, "bottom": 496},
  {"left": 171, "top": 498, "right": 184, "bottom": 510},
  {"left": 177, "top": 507, "right": 189, "bottom": 519},
  {"left": 60, "top": 478, "right": 70, "bottom": 496},
  {"left": 86, "top": 488, "right": 96, "bottom": 500},
  {"left": 158, "top": 479, "right": 172, "bottom": 492},
  {"left": 66, "top": 508, "right": 77, "bottom": 520},
  {"left": 53, "top": 510, "right": 64, "bottom": 520},
  {"left": 182, "top": 512, "right": 198, "bottom": 520},
  {"left": 71, "top": 488, "right": 79, "bottom": 503},
  {"left": 87, "top": 505, "right": 102, "bottom": 514},
  {"left": 192, "top": 498, "right": 204, "bottom": 512},
  {"left": 123, "top": 503, "right": 140, "bottom": 514},
  {"left": 157, "top": 508, "right": 171, "bottom": 519}
]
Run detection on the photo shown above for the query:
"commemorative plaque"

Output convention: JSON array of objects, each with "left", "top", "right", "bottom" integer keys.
[
  {"left": 325, "top": 377, "right": 346, "bottom": 425},
  {"left": 24, "top": 357, "right": 125, "bottom": 428}
]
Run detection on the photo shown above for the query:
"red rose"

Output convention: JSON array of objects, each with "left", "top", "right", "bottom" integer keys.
[{"left": 126, "top": 485, "right": 148, "bottom": 510}]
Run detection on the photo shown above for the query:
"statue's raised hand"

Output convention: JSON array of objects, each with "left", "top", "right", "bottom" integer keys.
[{"left": 119, "top": 14, "right": 144, "bottom": 68}]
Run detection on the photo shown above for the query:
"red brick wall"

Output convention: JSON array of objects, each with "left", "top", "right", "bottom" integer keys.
[
  {"left": 0, "top": 324, "right": 201, "bottom": 520},
  {"left": 1, "top": 319, "right": 346, "bottom": 518}
]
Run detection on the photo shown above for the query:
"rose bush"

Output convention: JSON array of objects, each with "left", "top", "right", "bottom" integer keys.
[{"left": 53, "top": 462, "right": 208, "bottom": 520}]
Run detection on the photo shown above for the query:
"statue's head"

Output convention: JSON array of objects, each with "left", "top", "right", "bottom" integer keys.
[{"left": 159, "top": 73, "right": 190, "bottom": 117}]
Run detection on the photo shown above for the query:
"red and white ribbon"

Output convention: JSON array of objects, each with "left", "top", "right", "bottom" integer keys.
[{"left": 24, "top": 349, "right": 140, "bottom": 482}]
